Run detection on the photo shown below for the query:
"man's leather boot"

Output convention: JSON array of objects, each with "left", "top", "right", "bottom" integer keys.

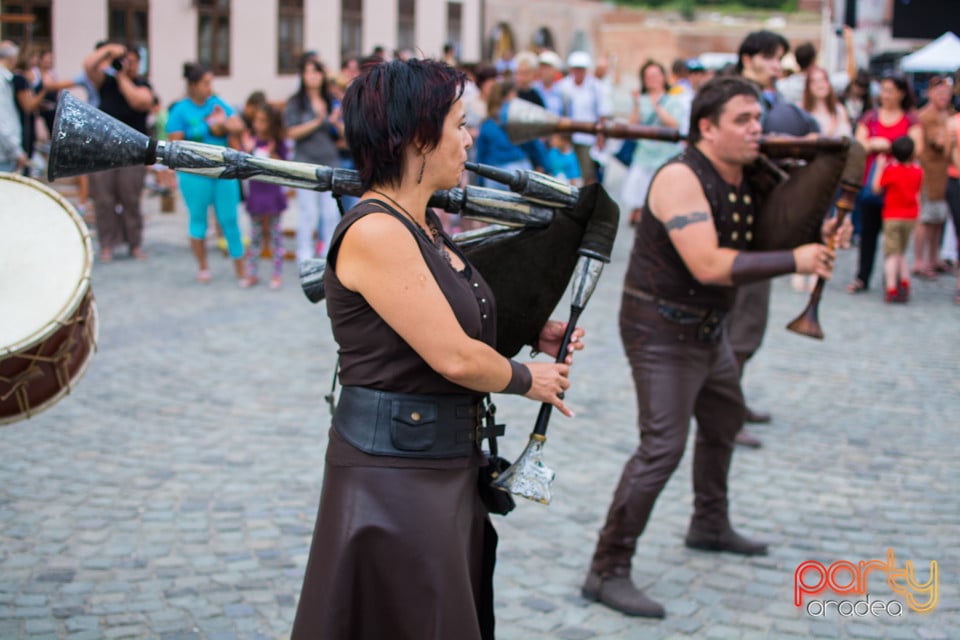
[
  {"left": 684, "top": 526, "right": 768, "bottom": 556},
  {"left": 735, "top": 428, "right": 763, "bottom": 448},
  {"left": 745, "top": 406, "right": 772, "bottom": 423},
  {"left": 581, "top": 570, "right": 666, "bottom": 618}
]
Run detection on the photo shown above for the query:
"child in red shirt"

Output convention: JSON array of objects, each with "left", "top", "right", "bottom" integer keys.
[{"left": 871, "top": 136, "right": 924, "bottom": 302}]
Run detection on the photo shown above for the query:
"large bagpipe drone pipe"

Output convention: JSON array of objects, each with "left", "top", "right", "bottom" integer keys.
[
  {"left": 46, "top": 91, "right": 618, "bottom": 504},
  {"left": 46, "top": 93, "right": 863, "bottom": 502}
]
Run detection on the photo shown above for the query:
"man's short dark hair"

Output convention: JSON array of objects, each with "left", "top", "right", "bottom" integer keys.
[
  {"left": 794, "top": 43, "right": 816, "bottom": 71},
  {"left": 687, "top": 76, "right": 760, "bottom": 144},
  {"left": 473, "top": 63, "right": 497, "bottom": 86},
  {"left": 342, "top": 58, "right": 466, "bottom": 189},
  {"left": 736, "top": 30, "right": 790, "bottom": 73},
  {"left": 182, "top": 62, "right": 209, "bottom": 84},
  {"left": 671, "top": 58, "right": 688, "bottom": 78},
  {"left": 245, "top": 90, "right": 267, "bottom": 108},
  {"left": 891, "top": 135, "right": 915, "bottom": 163}
]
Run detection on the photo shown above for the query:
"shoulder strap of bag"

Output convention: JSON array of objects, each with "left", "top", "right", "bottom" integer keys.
[{"left": 325, "top": 356, "right": 340, "bottom": 416}]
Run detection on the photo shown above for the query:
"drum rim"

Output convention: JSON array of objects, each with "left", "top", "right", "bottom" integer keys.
[
  {"left": 0, "top": 174, "right": 93, "bottom": 356},
  {"left": 0, "top": 292, "right": 99, "bottom": 426}
]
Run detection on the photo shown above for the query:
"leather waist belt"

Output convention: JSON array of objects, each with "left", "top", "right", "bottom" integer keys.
[
  {"left": 623, "top": 285, "right": 726, "bottom": 343},
  {"left": 623, "top": 285, "right": 717, "bottom": 317},
  {"left": 333, "top": 386, "right": 501, "bottom": 459}
]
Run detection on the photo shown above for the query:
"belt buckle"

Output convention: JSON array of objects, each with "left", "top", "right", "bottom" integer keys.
[
  {"left": 657, "top": 303, "right": 701, "bottom": 325},
  {"left": 697, "top": 311, "right": 724, "bottom": 343}
]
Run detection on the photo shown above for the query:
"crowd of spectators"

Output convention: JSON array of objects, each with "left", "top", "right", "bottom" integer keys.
[{"left": 2, "top": 34, "right": 958, "bottom": 301}]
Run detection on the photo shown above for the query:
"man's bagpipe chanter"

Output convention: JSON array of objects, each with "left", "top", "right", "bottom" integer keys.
[
  {"left": 505, "top": 98, "right": 868, "bottom": 340},
  {"left": 46, "top": 91, "right": 618, "bottom": 505}
]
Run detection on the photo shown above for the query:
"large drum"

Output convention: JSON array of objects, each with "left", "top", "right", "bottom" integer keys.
[{"left": 0, "top": 174, "right": 98, "bottom": 425}]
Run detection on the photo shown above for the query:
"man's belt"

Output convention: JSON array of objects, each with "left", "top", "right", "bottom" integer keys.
[
  {"left": 623, "top": 285, "right": 714, "bottom": 318},
  {"left": 623, "top": 285, "right": 725, "bottom": 343},
  {"left": 333, "top": 386, "right": 502, "bottom": 459}
]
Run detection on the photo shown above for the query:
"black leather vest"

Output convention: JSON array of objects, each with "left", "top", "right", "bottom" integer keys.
[{"left": 624, "top": 146, "right": 757, "bottom": 312}]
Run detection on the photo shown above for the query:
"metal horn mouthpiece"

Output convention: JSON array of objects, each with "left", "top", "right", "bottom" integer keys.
[{"left": 491, "top": 434, "right": 555, "bottom": 504}]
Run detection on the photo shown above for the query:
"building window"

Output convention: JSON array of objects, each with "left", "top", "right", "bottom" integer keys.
[
  {"left": 446, "top": 2, "right": 461, "bottom": 57},
  {"left": 486, "top": 22, "right": 514, "bottom": 64},
  {"left": 397, "top": 0, "right": 415, "bottom": 53},
  {"left": 277, "top": 0, "right": 303, "bottom": 74},
  {"left": 341, "top": 0, "right": 362, "bottom": 60},
  {"left": 0, "top": 0, "right": 52, "bottom": 53},
  {"left": 109, "top": 0, "right": 149, "bottom": 73},
  {"left": 532, "top": 27, "right": 554, "bottom": 52},
  {"left": 197, "top": 0, "right": 230, "bottom": 76}
]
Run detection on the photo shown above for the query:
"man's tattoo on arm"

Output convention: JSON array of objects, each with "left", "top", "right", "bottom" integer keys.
[{"left": 665, "top": 211, "right": 710, "bottom": 231}]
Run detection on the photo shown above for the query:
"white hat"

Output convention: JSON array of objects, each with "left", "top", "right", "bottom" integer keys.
[
  {"left": 538, "top": 50, "right": 563, "bottom": 69},
  {"left": 567, "top": 51, "right": 592, "bottom": 69},
  {"left": 780, "top": 52, "right": 798, "bottom": 74}
]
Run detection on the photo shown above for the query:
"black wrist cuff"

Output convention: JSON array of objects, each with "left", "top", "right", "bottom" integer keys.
[
  {"left": 501, "top": 359, "right": 532, "bottom": 395},
  {"left": 731, "top": 250, "right": 796, "bottom": 285}
]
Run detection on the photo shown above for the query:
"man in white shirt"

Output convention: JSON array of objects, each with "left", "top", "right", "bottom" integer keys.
[
  {"left": 535, "top": 50, "right": 565, "bottom": 116},
  {"left": 557, "top": 51, "right": 612, "bottom": 184},
  {"left": 0, "top": 41, "right": 27, "bottom": 173}
]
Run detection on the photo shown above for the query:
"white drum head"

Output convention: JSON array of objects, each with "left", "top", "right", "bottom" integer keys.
[{"left": 0, "top": 174, "right": 92, "bottom": 355}]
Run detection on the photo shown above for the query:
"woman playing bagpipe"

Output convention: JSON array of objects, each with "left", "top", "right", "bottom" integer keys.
[{"left": 289, "top": 58, "right": 585, "bottom": 640}]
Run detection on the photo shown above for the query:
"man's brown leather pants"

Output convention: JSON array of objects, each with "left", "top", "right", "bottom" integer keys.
[{"left": 590, "top": 296, "right": 746, "bottom": 577}]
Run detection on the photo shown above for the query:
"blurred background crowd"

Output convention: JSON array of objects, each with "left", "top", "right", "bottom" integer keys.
[{"left": 2, "top": 1, "right": 960, "bottom": 302}]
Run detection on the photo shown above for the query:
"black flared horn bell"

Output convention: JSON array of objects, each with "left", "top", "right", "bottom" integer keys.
[{"left": 48, "top": 91, "right": 158, "bottom": 181}]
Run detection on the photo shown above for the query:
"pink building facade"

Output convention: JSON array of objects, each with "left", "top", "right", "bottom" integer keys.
[{"left": 1, "top": 0, "right": 483, "bottom": 107}]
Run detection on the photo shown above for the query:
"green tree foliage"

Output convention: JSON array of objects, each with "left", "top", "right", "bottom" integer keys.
[{"left": 618, "top": 0, "right": 796, "bottom": 8}]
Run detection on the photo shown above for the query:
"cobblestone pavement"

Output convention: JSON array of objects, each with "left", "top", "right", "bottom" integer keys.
[{"left": 1, "top": 170, "right": 958, "bottom": 640}]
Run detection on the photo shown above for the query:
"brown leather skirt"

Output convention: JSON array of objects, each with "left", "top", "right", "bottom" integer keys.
[{"left": 291, "top": 430, "right": 497, "bottom": 640}]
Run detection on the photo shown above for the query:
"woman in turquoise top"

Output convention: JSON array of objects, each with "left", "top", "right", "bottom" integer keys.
[
  {"left": 166, "top": 63, "right": 246, "bottom": 284},
  {"left": 621, "top": 60, "right": 686, "bottom": 225}
]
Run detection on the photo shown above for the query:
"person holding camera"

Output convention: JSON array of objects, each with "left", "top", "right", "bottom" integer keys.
[
  {"left": 0, "top": 41, "right": 29, "bottom": 173},
  {"left": 82, "top": 42, "right": 154, "bottom": 262}
]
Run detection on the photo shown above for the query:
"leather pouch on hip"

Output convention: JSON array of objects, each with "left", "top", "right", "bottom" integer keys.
[
  {"left": 390, "top": 401, "right": 438, "bottom": 451},
  {"left": 478, "top": 456, "right": 515, "bottom": 516},
  {"left": 476, "top": 396, "right": 515, "bottom": 516}
]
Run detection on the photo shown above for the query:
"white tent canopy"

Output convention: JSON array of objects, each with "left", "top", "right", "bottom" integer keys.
[{"left": 900, "top": 32, "right": 960, "bottom": 73}]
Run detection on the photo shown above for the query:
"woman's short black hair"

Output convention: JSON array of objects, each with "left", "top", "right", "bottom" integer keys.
[
  {"left": 342, "top": 58, "right": 466, "bottom": 189},
  {"left": 687, "top": 76, "right": 760, "bottom": 144}
]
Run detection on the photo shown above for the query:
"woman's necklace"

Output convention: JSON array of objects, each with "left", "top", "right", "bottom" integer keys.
[{"left": 370, "top": 189, "right": 452, "bottom": 265}]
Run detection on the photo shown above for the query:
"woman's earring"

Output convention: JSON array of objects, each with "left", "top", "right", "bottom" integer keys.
[{"left": 417, "top": 156, "right": 426, "bottom": 184}]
